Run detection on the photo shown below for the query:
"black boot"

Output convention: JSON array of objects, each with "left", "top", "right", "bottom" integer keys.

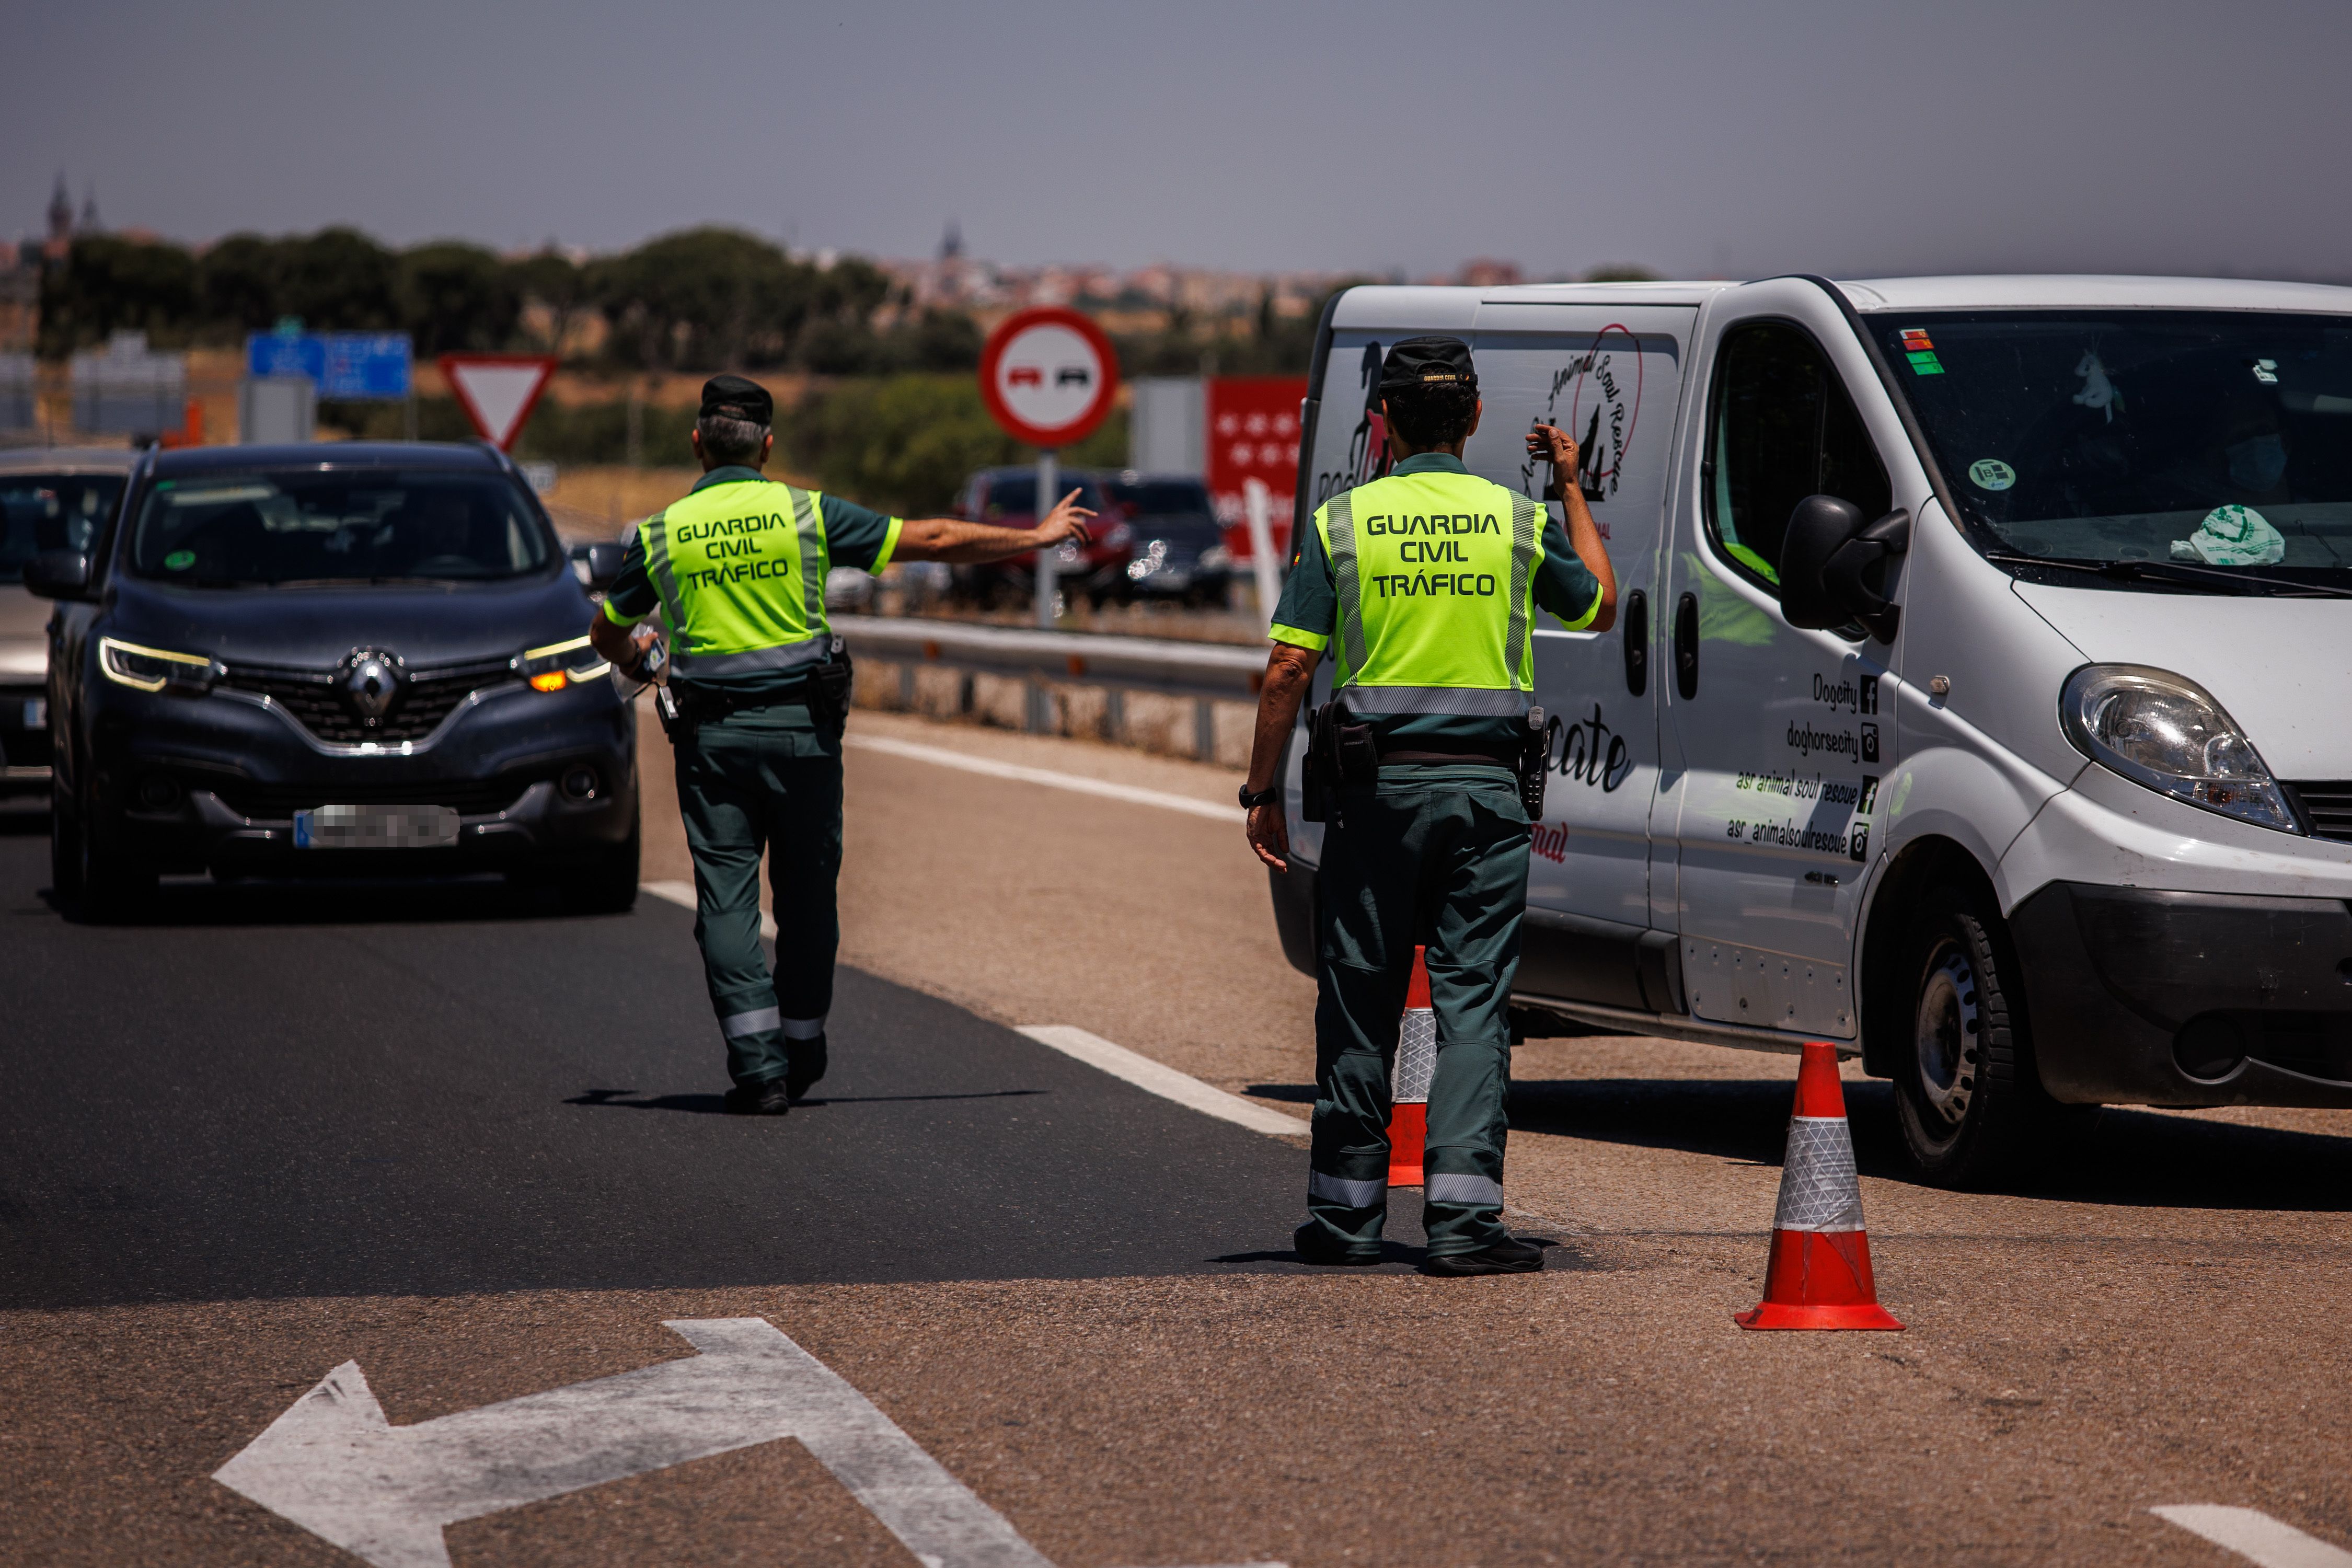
[
  {"left": 785, "top": 1032, "right": 828, "bottom": 1103},
  {"left": 723, "top": 1077, "right": 792, "bottom": 1116},
  {"left": 1293, "top": 1222, "right": 1381, "bottom": 1266},
  {"left": 1424, "top": 1235, "right": 1545, "bottom": 1276}
]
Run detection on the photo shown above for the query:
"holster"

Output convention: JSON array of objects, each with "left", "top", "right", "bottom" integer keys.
[
  {"left": 808, "top": 636, "right": 854, "bottom": 733},
  {"left": 1519, "top": 706, "right": 1560, "bottom": 820},
  {"left": 1301, "top": 698, "right": 1377, "bottom": 825}
]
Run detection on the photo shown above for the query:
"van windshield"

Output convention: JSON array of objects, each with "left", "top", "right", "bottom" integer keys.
[
  {"left": 1880, "top": 310, "right": 2352, "bottom": 593},
  {"left": 128, "top": 468, "right": 554, "bottom": 587}
]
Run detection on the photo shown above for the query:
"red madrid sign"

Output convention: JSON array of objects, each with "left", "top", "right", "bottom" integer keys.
[{"left": 978, "top": 307, "right": 1119, "bottom": 448}]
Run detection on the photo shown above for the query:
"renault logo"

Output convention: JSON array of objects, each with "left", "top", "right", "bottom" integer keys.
[{"left": 339, "top": 648, "right": 406, "bottom": 727}]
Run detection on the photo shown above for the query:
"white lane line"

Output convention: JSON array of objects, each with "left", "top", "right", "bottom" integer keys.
[
  {"left": 215, "top": 1318, "right": 1053, "bottom": 1568},
  {"left": 845, "top": 733, "right": 1241, "bottom": 824},
  {"left": 1018, "top": 1025, "right": 1306, "bottom": 1138},
  {"left": 643, "top": 879, "right": 777, "bottom": 941},
  {"left": 2154, "top": 1506, "right": 2352, "bottom": 1566}
]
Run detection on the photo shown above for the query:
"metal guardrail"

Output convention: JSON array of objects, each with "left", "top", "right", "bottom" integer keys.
[{"left": 834, "top": 617, "right": 1268, "bottom": 759}]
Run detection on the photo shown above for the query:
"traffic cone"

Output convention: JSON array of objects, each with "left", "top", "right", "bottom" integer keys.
[
  {"left": 1734, "top": 1041, "right": 1904, "bottom": 1331},
  {"left": 1386, "top": 947, "right": 1434, "bottom": 1187}
]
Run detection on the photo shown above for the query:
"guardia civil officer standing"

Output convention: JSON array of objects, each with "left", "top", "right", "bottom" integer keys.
[
  {"left": 1240, "top": 338, "right": 1616, "bottom": 1275},
  {"left": 589, "top": 375, "right": 1094, "bottom": 1115}
]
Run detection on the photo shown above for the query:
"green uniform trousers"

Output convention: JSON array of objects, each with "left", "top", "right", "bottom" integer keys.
[
  {"left": 673, "top": 700, "right": 841, "bottom": 1089},
  {"left": 1307, "top": 763, "right": 1531, "bottom": 1258}
]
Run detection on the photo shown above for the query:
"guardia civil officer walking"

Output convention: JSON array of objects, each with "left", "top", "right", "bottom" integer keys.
[
  {"left": 1240, "top": 338, "right": 1617, "bottom": 1275},
  {"left": 589, "top": 375, "right": 1094, "bottom": 1115}
]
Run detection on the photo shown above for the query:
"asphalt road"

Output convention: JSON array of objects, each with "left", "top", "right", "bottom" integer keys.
[
  {"left": 0, "top": 825, "right": 1314, "bottom": 1311},
  {"left": 13, "top": 714, "right": 2352, "bottom": 1568}
]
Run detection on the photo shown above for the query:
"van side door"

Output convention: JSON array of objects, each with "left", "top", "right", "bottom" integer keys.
[
  {"left": 1661, "top": 287, "right": 1906, "bottom": 1039},
  {"left": 1464, "top": 303, "right": 1692, "bottom": 1010}
]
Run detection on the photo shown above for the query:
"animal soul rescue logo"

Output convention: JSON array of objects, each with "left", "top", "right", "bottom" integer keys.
[{"left": 1519, "top": 325, "right": 1645, "bottom": 521}]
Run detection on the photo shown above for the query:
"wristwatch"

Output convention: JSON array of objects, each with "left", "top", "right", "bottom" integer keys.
[{"left": 1239, "top": 783, "right": 1280, "bottom": 810}]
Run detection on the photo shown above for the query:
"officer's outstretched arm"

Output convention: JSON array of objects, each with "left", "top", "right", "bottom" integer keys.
[
  {"left": 893, "top": 490, "right": 1096, "bottom": 564},
  {"left": 1527, "top": 423, "right": 1619, "bottom": 633}
]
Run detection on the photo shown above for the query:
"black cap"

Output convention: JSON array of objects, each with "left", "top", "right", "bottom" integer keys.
[
  {"left": 1378, "top": 336, "right": 1477, "bottom": 393},
  {"left": 699, "top": 373, "right": 773, "bottom": 424}
]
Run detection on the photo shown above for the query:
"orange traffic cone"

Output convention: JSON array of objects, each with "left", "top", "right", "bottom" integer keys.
[
  {"left": 1734, "top": 1041, "right": 1904, "bottom": 1331},
  {"left": 1386, "top": 947, "right": 1434, "bottom": 1187}
]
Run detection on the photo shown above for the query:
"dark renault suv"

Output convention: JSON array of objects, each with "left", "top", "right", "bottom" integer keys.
[{"left": 26, "top": 442, "right": 637, "bottom": 918}]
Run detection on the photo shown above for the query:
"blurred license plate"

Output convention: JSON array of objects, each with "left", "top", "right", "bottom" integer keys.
[{"left": 293, "top": 804, "right": 460, "bottom": 849}]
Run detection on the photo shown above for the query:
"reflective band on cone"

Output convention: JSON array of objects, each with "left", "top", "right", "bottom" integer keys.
[
  {"left": 1734, "top": 1040, "right": 1905, "bottom": 1332},
  {"left": 1387, "top": 947, "right": 1435, "bottom": 1187}
]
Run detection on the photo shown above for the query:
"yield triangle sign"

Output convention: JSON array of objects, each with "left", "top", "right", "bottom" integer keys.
[{"left": 439, "top": 354, "right": 557, "bottom": 451}]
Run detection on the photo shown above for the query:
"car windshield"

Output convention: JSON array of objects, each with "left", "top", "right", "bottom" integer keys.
[
  {"left": 128, "top": 468, "right": 553, "bottom": 586},
  {"left": 978, "top": 474, "right": 1104, "bottom": 520},
  {"left": 0, "top": 472, "right": 125, "bottom": 584},
  {"left": 1881, "top": 310, "right": 2352, "bottom": 592}
]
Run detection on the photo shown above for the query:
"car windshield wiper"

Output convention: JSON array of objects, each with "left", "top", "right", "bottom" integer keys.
[{"left": 1982, "top": 552, "right": 2352, "bottom": 599}]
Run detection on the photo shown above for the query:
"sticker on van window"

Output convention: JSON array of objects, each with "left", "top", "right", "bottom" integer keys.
[
  {"left": 1967, "top": 459, "right": 2016, "bottom": 491},
  {"left": 1905, "top": 350, "right": 1944, "bottom": 376},
  {"left": 164, "top": 549, "right": 195, "bottom": 570},
  {"left": 2252, "top": 358, "right": 2280, "bottom": 384}
]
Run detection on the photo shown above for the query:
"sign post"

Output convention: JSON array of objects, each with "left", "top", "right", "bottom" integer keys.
[{"left": 978, "top": 307, "right": 1119, "bottom": 631}]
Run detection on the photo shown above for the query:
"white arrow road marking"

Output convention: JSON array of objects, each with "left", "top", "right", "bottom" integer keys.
[
  {"left": 2154, "top": 1506, "right": 2352, "bottom": 1566},
  {"left": 215, "top": 1317, "right": 1051, "bottom": 1568}
]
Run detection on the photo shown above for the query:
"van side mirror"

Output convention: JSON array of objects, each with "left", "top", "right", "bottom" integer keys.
[
  {"left": 570, "top": 541, "right": 626, "bottom": 593},
  {"left": 1780, "top": 497, "right": 1908, "bottom": 643},
  {"left": 22, "top": 549, "right": 90, "bottom": 600}
]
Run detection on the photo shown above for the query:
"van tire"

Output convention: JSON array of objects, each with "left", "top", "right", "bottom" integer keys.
[{"left": 1892, "top": 884, "right": 2057, "bottom": 1187}]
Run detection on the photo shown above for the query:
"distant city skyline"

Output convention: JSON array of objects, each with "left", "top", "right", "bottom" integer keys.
[{"left": 8, "top": 1, "right": 2350, "bottom": 284}]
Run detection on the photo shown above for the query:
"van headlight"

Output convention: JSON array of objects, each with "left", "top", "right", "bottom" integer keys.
[
  {"left": 99, "top": 637, "right": 218, "bottom": 693},
  {"left": 517, "top": 634, "right": 609, "bottom": 694},
  {"left": 2060, "top": 664, "right": 2299, "bottom": 833}
]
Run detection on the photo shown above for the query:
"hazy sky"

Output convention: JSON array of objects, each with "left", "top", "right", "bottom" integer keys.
[{"left": 8, "top": 0, "right": 2349, "bottom": 281}]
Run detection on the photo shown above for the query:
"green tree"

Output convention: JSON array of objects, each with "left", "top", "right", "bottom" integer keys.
[
  {"left": 272, "top": 227, "right": 400, "bottom": 329},
  {"left": 510, "top": 247, "right": 591, "bottom": 358},
  {"left": 195, "top": 234, "right": 283, "bottom": 333},
  {"left": 37, "top": 235, "right": 199, "bottom": 356},
  {"left": 398, "top": 241, "right": 520, "bottom": 355},
  {"left": 785, "top": 375, "right": 1021, "bottom": 514},
  {"left": 589, "top": 227, "right": 815, "bottom": 369}
]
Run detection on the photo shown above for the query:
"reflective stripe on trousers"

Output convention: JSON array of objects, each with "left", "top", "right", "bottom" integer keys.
[{"left": 1308, "top": 1170, "right": 1387, "bottom": 1208}]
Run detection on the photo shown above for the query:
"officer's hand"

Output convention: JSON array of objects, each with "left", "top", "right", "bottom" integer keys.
[
  {"left": 1246, "top": 801, "right": 1290, "bottom": 872},
  {"left": 1033, "top": 489, "right": 1097, "bottom": 549},
  {"left": 628, "top": 624, "right": 668, "bottom": 686},
  {"left": 1526, "top": 423, "right": 1579, "bottom": 486}
]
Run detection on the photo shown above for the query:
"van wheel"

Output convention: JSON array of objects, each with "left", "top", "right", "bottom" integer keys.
[{"left": 1892, "top": 884, "right": 2058, "bottom": 1187}]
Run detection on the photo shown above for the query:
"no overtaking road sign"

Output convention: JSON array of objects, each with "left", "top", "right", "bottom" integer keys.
[{"left": 979, "top": 307, "right": 1118, "bottom": 449}]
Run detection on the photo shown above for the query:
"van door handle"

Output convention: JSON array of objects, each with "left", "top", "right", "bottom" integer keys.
[
  {"left": 1674, "top": 591, "right": 1699, "bottom": 699},
  {"left": 1622, "top": 589, "right": 1648, "bottom": 696}
]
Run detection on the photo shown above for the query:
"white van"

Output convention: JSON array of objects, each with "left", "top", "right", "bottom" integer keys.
[{"left": 1264, "top": 275, "right": 2352, "bottom": 1184}]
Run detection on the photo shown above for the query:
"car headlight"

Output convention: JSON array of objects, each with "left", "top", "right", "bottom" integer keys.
[
  {"left": 99, "top": 637, "right": 217, "bottom": 693},
  {"left": 517, "top": 635, "right": 609, "bottom": 693},
  {"left": 2059, "top": 664, "right": 2298, "bottom": 833}
]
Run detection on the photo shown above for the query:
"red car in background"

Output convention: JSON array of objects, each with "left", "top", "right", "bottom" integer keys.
[{"left": 949, "top": 467, "right": 1129, "bottom": 609}]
